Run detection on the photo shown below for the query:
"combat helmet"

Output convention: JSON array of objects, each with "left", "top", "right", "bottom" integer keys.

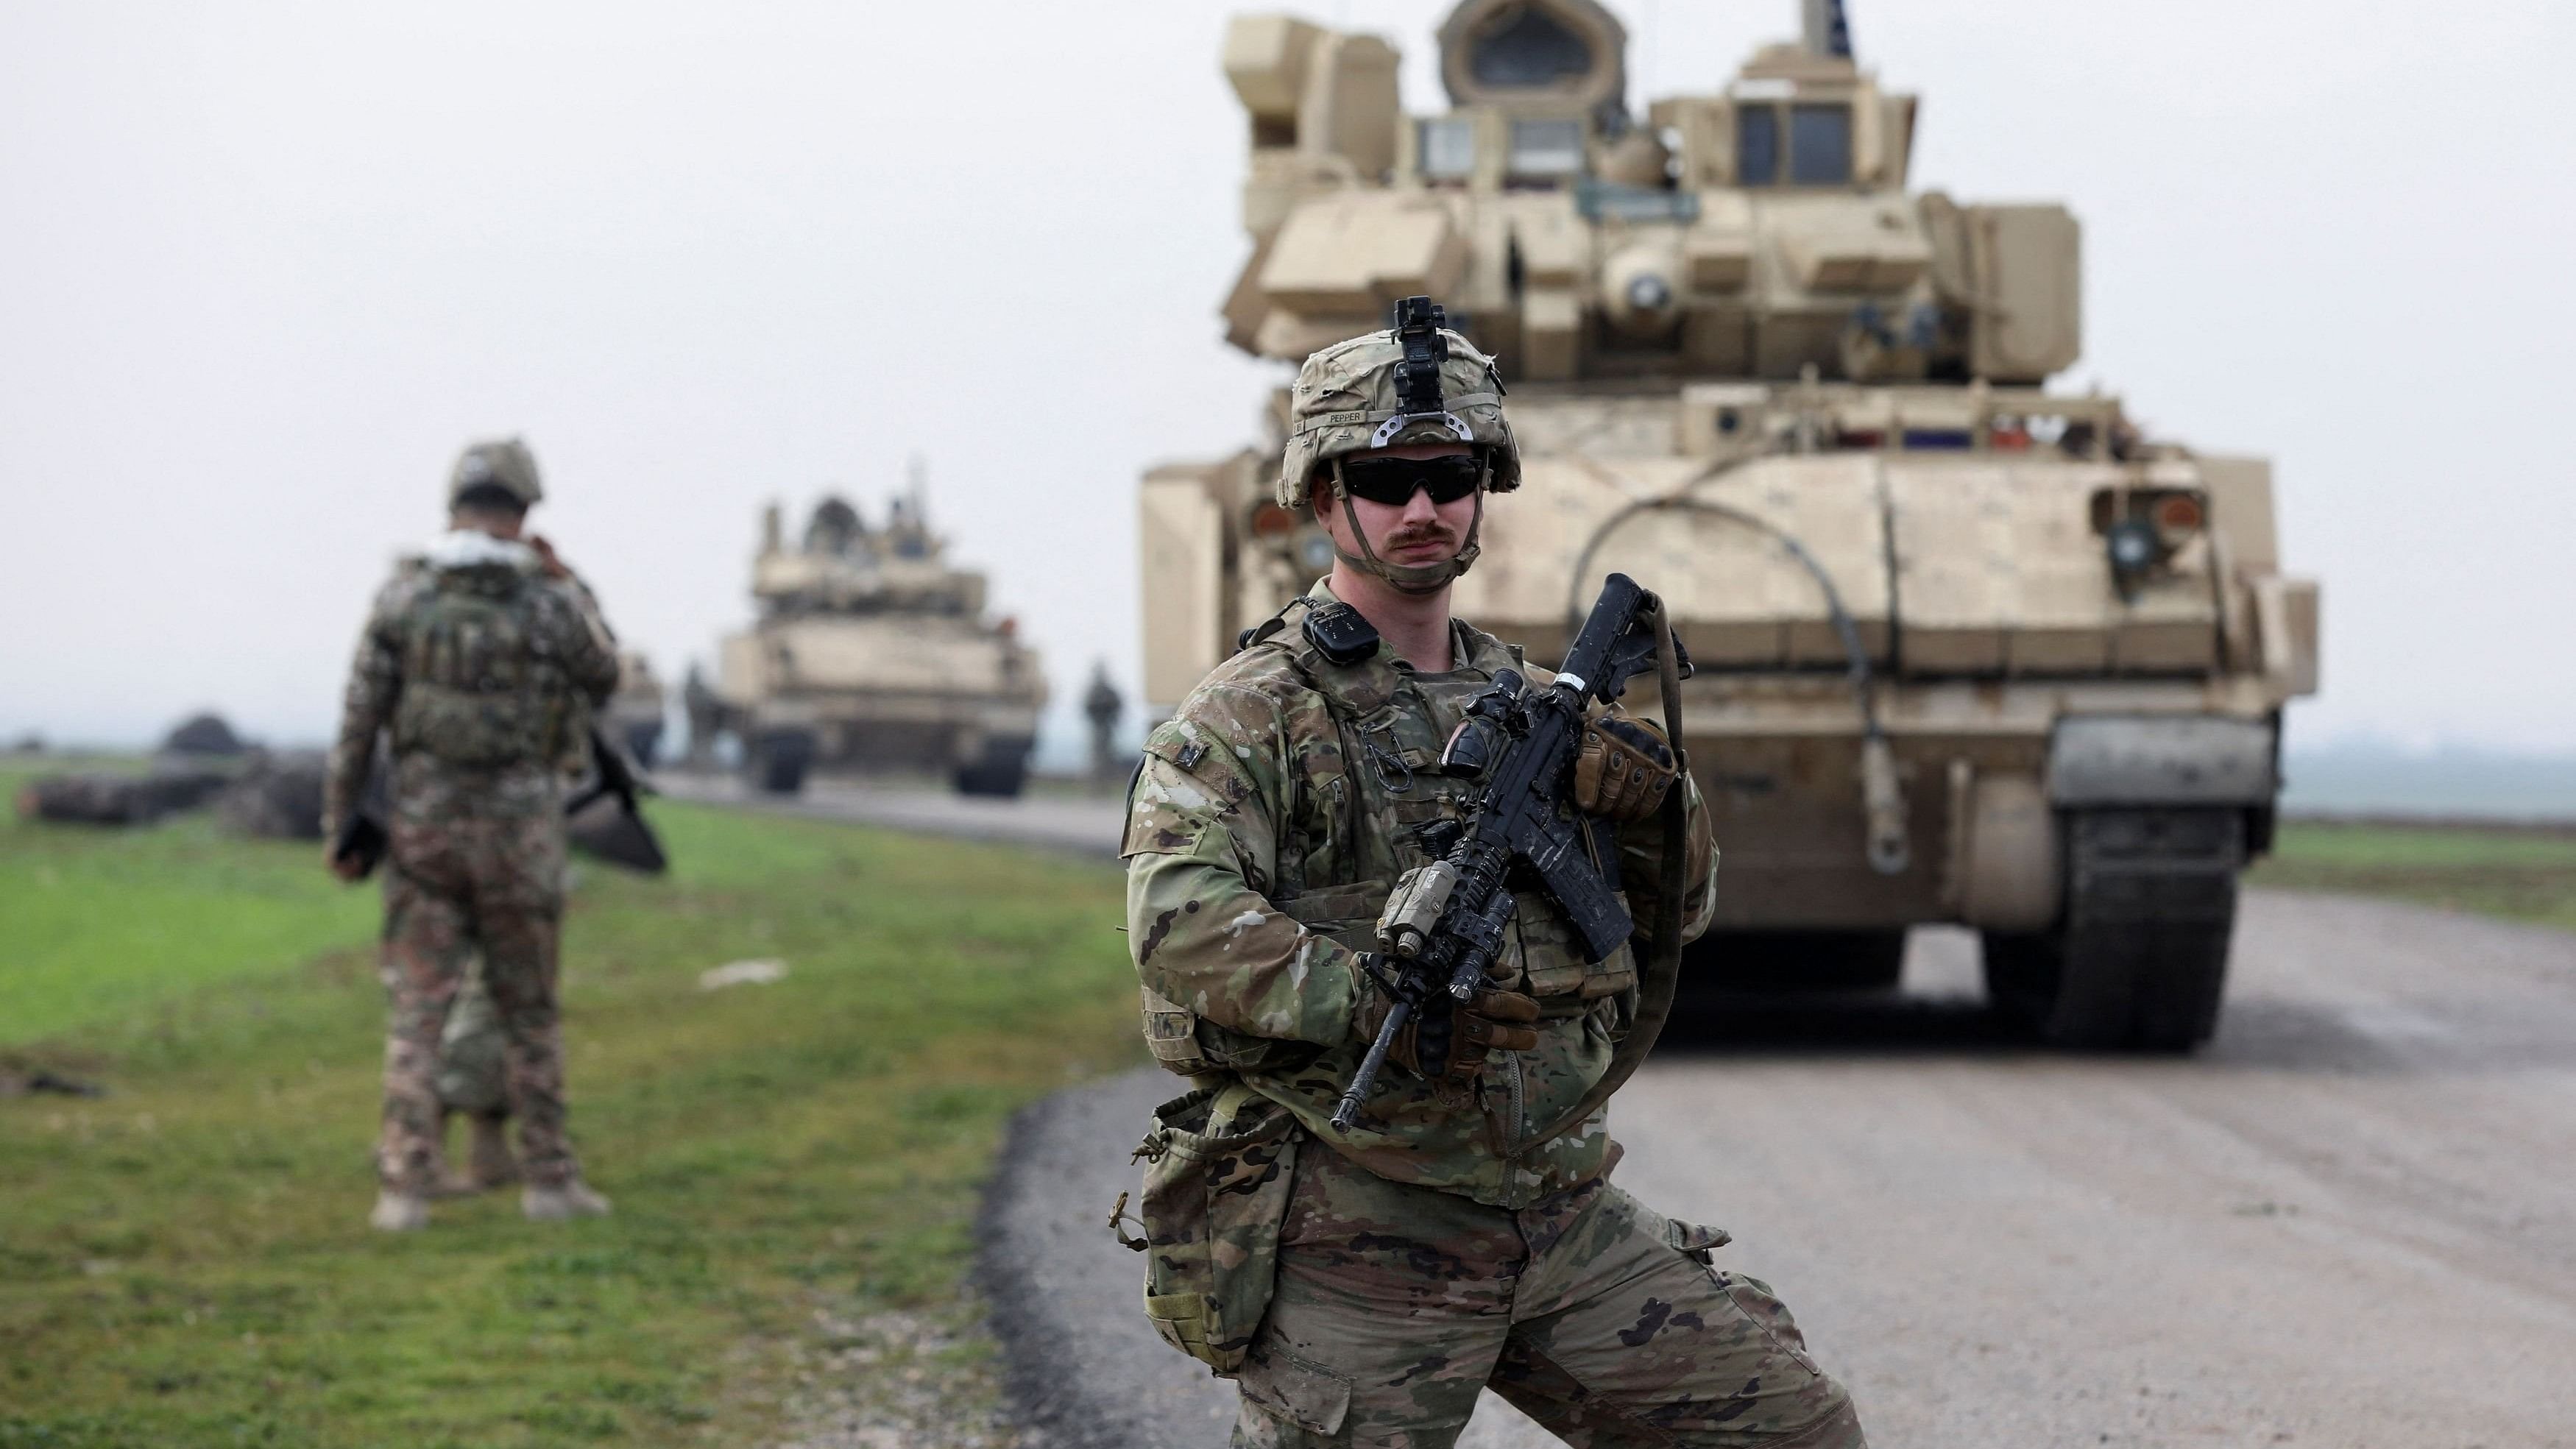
[
  {"left": 447, "top": 437, "right": 544, "bottom": 509},
  {"left": 1279, "top": 297, "right": 1520, "bottom": 592}
]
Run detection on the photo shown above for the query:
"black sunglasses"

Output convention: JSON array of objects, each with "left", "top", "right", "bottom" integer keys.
[{"left": 1337, "top": 454, "right": 1482, "bottom": 508}]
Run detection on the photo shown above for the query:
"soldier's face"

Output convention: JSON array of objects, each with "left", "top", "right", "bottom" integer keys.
[{"left": 1314, "top": 443, "right": 1479, "bottom": 569}]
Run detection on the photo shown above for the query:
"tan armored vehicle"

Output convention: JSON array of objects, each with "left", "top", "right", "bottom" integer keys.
[
  {"left": 719, "top": 489, "right": 1045, "bottom": 796},
  {"left": 1139, "top": 0, "right": 2321, "bottom": 1049}
]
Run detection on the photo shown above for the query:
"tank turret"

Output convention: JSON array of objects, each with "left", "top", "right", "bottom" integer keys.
[
  {"left": 1221, "top": 0, "right": 2075, "bottom": 387},
  {"left": 1141, "top": 1, "right": 2324, "bottom": 1052}
]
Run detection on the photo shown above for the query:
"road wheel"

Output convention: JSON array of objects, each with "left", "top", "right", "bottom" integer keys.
[
  {"left": 747, "top": 729, "right": 815, "bottom": 796},
  {"left": 1686, "top": 929, "right": 1908, "bottom": 992},
  {"left": 1984, "top": 808, "right": 2243, "bottom": 1051},
  {"left": 952, "top": 738, "right": 1032, "bottom": 798}
]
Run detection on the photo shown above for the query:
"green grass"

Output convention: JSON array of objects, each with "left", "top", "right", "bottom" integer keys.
[
  {"left": 2251, "top": 818, "right": 2576, "bottom": 931},
  {"left": 3, "top": 762, "right": 379, "bottom": 1046},
  {"left": 0, "top": 776, "right": 1142, "bottom": 1447}
]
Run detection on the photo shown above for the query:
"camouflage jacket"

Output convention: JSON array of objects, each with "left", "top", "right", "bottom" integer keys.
[
  {"left": 1124, "top": 581, "right": 1716, "bottom": 1210},
  {"left": 325, "top": 532, "right": 620, "bottom": 832}
]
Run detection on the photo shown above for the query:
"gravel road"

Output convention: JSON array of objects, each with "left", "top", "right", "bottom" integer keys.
[
  {"left": 676, "top": 781, "right": 2576, "bottom": 1444},
  {"left": 984, "top": 894, "right": 2576, "bottom": 1448}
]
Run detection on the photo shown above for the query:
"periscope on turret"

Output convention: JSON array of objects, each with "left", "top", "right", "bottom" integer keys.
[
  {"left": 716, "top": 486, "right": 1047, "bottom": 798},
  {"left": 1139, "top": 0, "right": 2321, "bottom": 1051}
]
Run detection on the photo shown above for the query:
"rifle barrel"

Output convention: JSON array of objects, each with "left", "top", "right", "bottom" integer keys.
[{"left": 1332, "top": 997, "right": 1412, "bottom": 1131}]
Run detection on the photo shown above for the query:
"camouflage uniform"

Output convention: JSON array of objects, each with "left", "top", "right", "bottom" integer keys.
[
  {"left": 1121, "top": 317, "right": 1866, "bottom": 1447},
  {"left": 326, "top": 525, "right": 619, "bottom": 1197}
]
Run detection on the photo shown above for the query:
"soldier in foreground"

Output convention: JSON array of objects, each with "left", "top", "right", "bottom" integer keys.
[
  {"left": 325, "top": 439, "right": 621, "bottom": 1232},
  {"left": 1122, "top": 305, "right": 1866, "bottom": 1445}
]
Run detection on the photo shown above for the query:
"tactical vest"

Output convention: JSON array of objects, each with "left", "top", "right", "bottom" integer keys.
[
  {"left": 1141, "top": 597, "right": 1637, "bottom": 1079},
  {"left": 390, "top": 566, "right": 576, "bottom": 769}
]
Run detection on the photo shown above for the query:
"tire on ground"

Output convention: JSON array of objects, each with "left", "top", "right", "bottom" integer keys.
[
  {"left": 748, "top": 727, "right": 816, "bottom": 796},
  {"left": 1984, "top": 807, "right": 2244, "bottom": 1052},
  {"left": 953, "top": 736, "right": 1033, "bottom": 798}
]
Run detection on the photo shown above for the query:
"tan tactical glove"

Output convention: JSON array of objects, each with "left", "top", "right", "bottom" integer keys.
[
  {"left": 1355, "top": 956, "right": 1540, "bottom": 1088},
  {"left": 1574, "top": 714, "right": 1680, "bottom": 823}
]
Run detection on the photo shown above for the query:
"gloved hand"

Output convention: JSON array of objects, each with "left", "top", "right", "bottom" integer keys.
[
  {"left": 1354, "top": 954, "right": 1540, "bottom": 1088},
  {"left": 1574, "top": 714, "right": 1680, "bottom": 823},
  {"left": 526, "top": 534, "right": 574, "bottom": 581}
]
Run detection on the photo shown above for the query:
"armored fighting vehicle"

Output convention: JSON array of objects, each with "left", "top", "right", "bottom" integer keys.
[
  {"left": 718, "top": 488, "right": 1045, "bottom": 797},
  {"left": 1138, "top": 0, "right": 2321, "bottom": 1049}
]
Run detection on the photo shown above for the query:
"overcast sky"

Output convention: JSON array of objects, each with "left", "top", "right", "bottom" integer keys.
[{"left": 3, "top": 0, "right": 2569, "bottom": 756}]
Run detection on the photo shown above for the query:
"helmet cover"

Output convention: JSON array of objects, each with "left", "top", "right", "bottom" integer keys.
[
  {"left": 1275, "top": 308, "right": 1520, "bottom": 509},
  {"left": 448, "top": 438, "right": 544, "bottom": 509}
]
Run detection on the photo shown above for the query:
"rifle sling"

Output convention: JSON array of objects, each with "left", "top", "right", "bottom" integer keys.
[{"left": 1524, "top": 601, "right": 1688, "bottom": 1148}]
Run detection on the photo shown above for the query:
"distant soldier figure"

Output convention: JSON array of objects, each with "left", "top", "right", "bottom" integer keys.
[
  {"left": 1082, "top": 661, "right": 1125, "bottom": 789},
  {"left": 325, "top": 438, "right": 621, "bottom": 1232},
  {"left": 682, "top": 663, "right": 725, "bottom": 768},
  {"left": 1121, "top": 306, "right": 1865, "bottom": 1445}
]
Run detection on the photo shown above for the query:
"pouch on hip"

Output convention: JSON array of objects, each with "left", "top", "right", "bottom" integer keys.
[{"left": 1111, "top": 1081, "right": 1301, "bottom": 1375}]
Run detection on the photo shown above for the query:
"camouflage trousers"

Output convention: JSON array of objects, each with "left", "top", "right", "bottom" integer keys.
[
  {"left": 1231, "top": 1145, "right": 1866, "bottom": 1448},
  {"left": 378, "top": 809, "right": 578, "bottom": 1194}
]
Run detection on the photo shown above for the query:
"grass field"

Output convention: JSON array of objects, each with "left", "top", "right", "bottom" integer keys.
[
  {"left": 6, "top": 756, "right": 2569, "bottom": 1447},
  {"left": 0, "top": 764, "right": 1139, "bottom": 1448},
  {"left": 2250, "top": 818, "right": 2576, "bottom": 932}
]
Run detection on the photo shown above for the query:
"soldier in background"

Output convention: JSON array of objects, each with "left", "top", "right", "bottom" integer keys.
[
  {"left": 682, "top": 663, "right": 724, "bottom": 768},
  {"left": 1082, "top": 661, "right": 1124, "bottom": 790},
  {"left": 326, "top": 438, "right": 621, "bottom": 1232}
]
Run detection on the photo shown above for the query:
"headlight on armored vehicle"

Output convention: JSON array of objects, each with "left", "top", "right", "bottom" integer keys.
[
  {"left": 2151, "top": 492, "right": 2205, "bottom": 548},
  {"left": 2090, "top": 485, "right": 2207, "bottom": 597}
]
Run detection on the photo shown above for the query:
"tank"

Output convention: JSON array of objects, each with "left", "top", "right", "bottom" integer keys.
[
  {"left": 718, "top": 482, "right": 1046, "bottom": 797},
  {"left": 1138, "top": 0, "right": 2323, "bottom": 1049}
]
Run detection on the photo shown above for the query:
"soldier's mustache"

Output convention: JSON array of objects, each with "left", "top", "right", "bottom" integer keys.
[{"left": 1380, "top": 523, "right": 1456, "bottom": 550}]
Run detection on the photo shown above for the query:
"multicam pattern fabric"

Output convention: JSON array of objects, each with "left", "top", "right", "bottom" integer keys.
[
  {"left": 324, "top": 545, "right": 615, "bottom": 830},
  {"left": 436, "top": 959, "right": 509, "bottom": 1117},
  {"left": 1132, "top": 1082, "right": 1304, "bottom": 1373},
  {"left": 1276, "top": 327, "right": 1521, "bottom": 507},
  {"left": 1122, "top": 576, "right": 1864, "bottom": 1447},
  {"left": 378, "top": 809, "right": 576, "bottom": 1192},
  {"left": 1122, "top": 580, "right": 1718, "bottom": 1211},
  {"left": 329, "top": 543, "right": 618, "bottom": 1197},
  {"left": 1229, "top": 1145, "right": 1865, "bottom": 1448}
]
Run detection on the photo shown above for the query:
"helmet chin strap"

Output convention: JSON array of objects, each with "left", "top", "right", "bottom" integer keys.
[{"left": 1328, "top": 458, "right": 1487, "bottom": 596}]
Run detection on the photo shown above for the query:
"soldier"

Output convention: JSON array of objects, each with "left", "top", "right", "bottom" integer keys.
[
  {"left": 1083, "top": 660, "right": 1125, "bottom": 789},
  {"left": 326, "top": 438, "right": 621, "bottom": 1232},
  {"left": 682, "top": 662, "right": 724, "bottom": 768},
  {"left": 1122, "top": 306, "right": 1867, "bottom": 1445}
]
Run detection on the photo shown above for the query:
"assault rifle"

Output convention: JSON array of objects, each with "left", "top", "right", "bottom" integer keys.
[
  {"left": 328, "top": 726, "right": 668, "bottom": 879},
  {"left": 1332, "top": 573, "right": 1689, "bottom": 1133}
]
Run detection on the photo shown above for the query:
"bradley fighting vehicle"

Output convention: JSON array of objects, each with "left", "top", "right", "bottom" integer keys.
[
  {"left": 1138, "top": 0, "right": 2321, "bottom": 1049},
  {"left": 718, "top": 487, "right": 1045, "bottom": 797}
]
